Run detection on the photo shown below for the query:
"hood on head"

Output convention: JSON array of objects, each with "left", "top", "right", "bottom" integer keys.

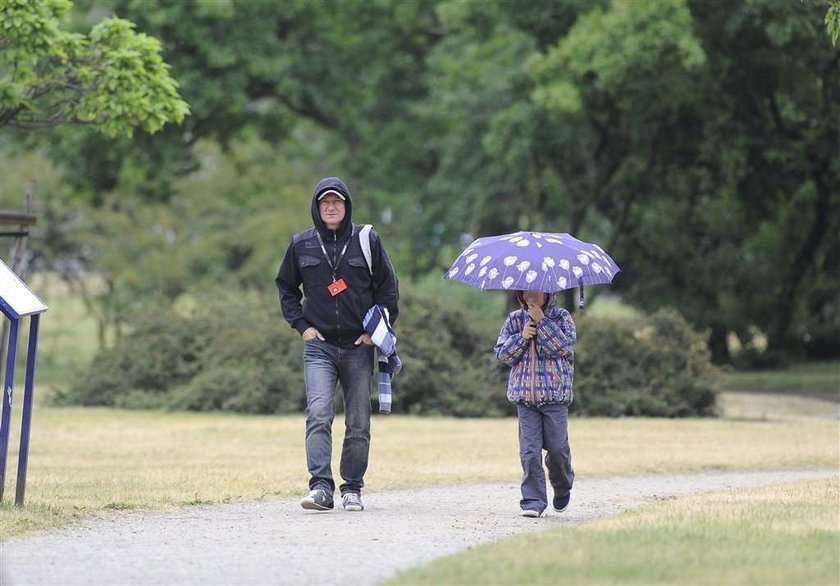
[{"left": 311, "top": 177, "right": 353, "bottom": 238}]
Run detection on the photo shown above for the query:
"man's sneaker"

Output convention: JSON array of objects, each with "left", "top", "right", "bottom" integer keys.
[
  {"left": 553, "top": 492, "right": 571, "bottom": 513},
  {"left": 342, "top": 492, "right": 364, "bottom": 511},
  {"left": 521, "top": 508, "right": 542, "bottom": 518},
  {"left": 300, "top": 488, "right": 334, "bottom": 511}
]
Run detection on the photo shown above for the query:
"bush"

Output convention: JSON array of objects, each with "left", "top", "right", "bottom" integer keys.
[
  {"left": 391, "top": 288, "right": 510, "bottom": 417},
  {"left": 572, "top": 307, "right": 720, "bottom": 417},
  {"left": 54, "top": 286, "right": 510, "bottom": 417},
  {"left": 55, "top": 288, "right": 718, "bottom": 418},
  {"left": 52, "top": 310, "right": 213, "bottom": 407}
]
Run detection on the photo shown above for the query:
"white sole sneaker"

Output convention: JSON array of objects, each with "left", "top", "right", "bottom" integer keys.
[
  {"left": 341, "top": 494, "right": 364, "bottom": 511},
  {"left": 300, "top": 498, "right": 332, "bottom": 511},
  {"left": 300, "top": 490, "right": 333, "bottom": 511},
  {"left": 521, "top": 509, "right": 542, "bottom": 518}
]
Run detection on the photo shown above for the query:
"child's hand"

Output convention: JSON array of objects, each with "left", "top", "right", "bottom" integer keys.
[
  {"left": 527, "top": 302, "right": 544, "bottom": 323},
  {"left": 522, "top": 321, "right": 537, "bottom": 340}
]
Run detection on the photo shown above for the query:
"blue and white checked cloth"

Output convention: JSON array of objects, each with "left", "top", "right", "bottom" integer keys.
[{"left": 363, "top": 305, "right": 401, "bottom": 414}]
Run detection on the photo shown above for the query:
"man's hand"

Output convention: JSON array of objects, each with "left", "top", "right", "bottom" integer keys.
[
  {"left": 522, "top": 321, "right": 537, "bottom": 341},
  {"left": 302, "top": 327, "right": 325, "bottom": 341},
  {"left": 527, "top": 302, "right": 545, "bottom": 323},
  {"left": 355, "top": 333, "right": 374, "bottom": 346}
]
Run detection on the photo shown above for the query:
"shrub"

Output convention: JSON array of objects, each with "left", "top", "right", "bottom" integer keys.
[
  {"left": 54, "top": 286, "right": 510, "bottom": 417},
  {"left": 52, "top": 309, "right": 212, "bottom": 407},
  {"left": 572, "top": 307, "right": 720, "bottom": 417},
  {"left": 392, "top": 288, "right": 510, "bottom": 417},
  {"left": 55, "top": 288, "right": 718, "bottom": 418}
]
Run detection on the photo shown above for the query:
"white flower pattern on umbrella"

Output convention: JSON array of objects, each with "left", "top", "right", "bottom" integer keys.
[
  {"left": 444, "top": 230, "right": 620, "bottom": 305},
  {"left": 542, "top": 257, "right": 555, "bottom": 271}
]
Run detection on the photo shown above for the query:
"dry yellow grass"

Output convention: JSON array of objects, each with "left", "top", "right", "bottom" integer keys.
[
  {"left": 1, "top": 405, "right": 838, "bottom": 539},
  {"left": 592, "top": 476, "right": 840, "bottom": 534}
]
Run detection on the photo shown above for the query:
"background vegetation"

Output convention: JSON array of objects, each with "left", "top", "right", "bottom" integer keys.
[
  {"left": 1, "top": 7, "right": 837, "bottom": 585},
  {"left": 1, "top": 0, "right": 838, "bottom": 418}
]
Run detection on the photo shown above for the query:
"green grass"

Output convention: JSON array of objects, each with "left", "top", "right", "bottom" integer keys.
[
  {"left": 721, "top": 361, "right": 840, "bottom": 401},
  {"left": 389, "top": 477, "right": 840, "bottom": 585}
]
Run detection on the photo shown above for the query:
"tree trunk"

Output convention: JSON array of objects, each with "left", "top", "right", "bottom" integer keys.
[
  {"left": 708, "top": 323, "right": 731, "bottom": 365},
  {"left": 767, "top": 171, "right": 832, "bottom": 358}
]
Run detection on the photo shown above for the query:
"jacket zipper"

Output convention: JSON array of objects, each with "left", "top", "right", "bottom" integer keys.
[{"left": 333, "top": 232, "right": 340, "bottom": 334}]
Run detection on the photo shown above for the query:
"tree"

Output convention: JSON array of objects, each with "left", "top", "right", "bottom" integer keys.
[
  {"left": 0, "top": 0, "right": 189, "bottom": 136},
  {"left": 823, "top": 0, "right": 840, "bottom": 45},
  {"left": 32, "top": 0, "right": 441, "bottom": 201}
]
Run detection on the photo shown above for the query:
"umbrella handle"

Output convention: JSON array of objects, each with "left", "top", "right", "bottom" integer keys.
[{"left": 578, "top": 279, "right": 585, "bottom": 309}]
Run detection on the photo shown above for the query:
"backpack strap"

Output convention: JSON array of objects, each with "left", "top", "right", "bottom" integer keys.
[{"left": 358, "top": 224, "right": 373, "bottom": 275}]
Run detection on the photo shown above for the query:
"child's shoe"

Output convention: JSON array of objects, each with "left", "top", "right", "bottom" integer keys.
[{"left": 553, "top": 492, "right": 571, "bottom": 512}]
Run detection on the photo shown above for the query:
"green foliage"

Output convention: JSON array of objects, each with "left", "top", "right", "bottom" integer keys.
[
  {"left": 389, "top": 288, "right": 510, "bottom": 417},
  {"left": 0, "top": 0, "right": 189, "bottom": 136},
  {"left": 52, "top": 306, "right": 211, "bottom": 407},
  {"left": 52, "top": 285, "right": 511, "bottom": 417},
  {"left": 531, "top": 0, "right": 705, "bottom": 115},
  {"left": 825, "top": 0, "right": 840, "bottom": 45},
  {"left": 54, "top": 282, "right": 719, "bottom": 419},
  {"left": 573, "top": 308, "right": 720, "bottom": 417},
  {"left": 6, "top": 0, "right": 838, "bottom": 378}
]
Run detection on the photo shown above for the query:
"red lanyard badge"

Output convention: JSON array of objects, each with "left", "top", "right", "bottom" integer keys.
[{"left": 328, "top": 278, "right": 348, "bottom": 296}]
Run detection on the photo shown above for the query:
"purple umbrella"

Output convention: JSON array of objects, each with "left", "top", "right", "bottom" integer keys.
[{"left": 444, "top": 231, "right": 620, "bottom": 306}]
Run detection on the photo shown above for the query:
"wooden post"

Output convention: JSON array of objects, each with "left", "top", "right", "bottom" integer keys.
[{"left": 0, "top": 181, "right": 36, "bottom": 385}]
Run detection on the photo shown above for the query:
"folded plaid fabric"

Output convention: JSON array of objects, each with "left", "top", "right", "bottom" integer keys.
[
  {"left": 365, "top": 305, "right": 396, "bottom": 356},
  {"left": 363, "top": 305, "right": 401, "bottom": 414}
]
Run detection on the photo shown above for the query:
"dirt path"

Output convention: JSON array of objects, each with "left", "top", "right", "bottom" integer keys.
[{"left": 1, "top": 469, "right": 835, "bottom": 585}]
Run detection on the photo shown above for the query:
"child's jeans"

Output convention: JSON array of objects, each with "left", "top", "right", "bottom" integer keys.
[{"left": 517, "top": 403, "right": 575, "bottom": 513}]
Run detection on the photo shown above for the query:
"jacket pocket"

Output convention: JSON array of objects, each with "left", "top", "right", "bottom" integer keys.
[
  {"left": 345, "top": 256, "right": 372, "bottom": 288},
  {"left": 299, "top": 255, "right": 322, "bottom": 269},
  {"left": 347, "top": 256, "right": 369, "bottom": 271}
]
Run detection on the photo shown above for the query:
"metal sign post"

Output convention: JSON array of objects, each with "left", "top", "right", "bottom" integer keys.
[{"left": 0, "top": 259, "right": 47, "bottom": 506}]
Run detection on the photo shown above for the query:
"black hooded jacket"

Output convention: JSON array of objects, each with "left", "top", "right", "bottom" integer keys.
[{"left": 275, "top": 177, "right": 400, "bottom": 348}]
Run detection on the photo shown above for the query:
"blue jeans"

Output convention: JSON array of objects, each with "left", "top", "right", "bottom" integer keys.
[
  {"left": 517, "top": 403, "right": 575, "bottom": 512},
  {"left": 303, "top": 339, "right": 374, "bottom": 495}
]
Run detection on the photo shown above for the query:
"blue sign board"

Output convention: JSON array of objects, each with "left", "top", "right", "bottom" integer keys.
[{"left": 0, "top": 259, "right": 48, "bottom": 506}]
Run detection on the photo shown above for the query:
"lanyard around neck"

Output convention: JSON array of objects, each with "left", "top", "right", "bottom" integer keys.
[{"left": 315, "top": 225, "right": 354, "bottom": 279}]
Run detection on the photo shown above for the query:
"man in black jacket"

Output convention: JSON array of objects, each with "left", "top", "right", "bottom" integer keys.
[{"left": 275, "top": 177, "right": 399, "bottom": 512}]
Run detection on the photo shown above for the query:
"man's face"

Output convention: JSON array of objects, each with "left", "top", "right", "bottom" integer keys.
[{"left": 319, "top": 195, "right": 346, "bottom": 230}]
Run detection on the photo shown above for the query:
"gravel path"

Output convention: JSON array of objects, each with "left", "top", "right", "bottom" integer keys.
[{"left": 1, "top": 469, "right": 835, "bottom": 585}]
